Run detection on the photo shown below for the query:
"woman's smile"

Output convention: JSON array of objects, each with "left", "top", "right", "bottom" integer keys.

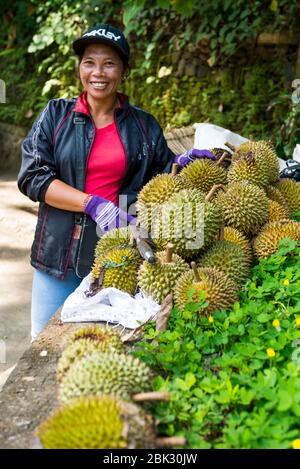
[{"left": 79, "top": 44, "right": 124, "bottom": 100}]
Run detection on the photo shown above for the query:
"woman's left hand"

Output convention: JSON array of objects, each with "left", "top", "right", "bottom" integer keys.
[{"left": 174, "top": 148, "right": 217, "bottom": 168}]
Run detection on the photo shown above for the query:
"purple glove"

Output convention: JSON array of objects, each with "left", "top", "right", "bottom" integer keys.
[
  {"left": 174, "top": 149, "right": 217, "bottom": 167},
  {"left": 84, "top": 195, "right": 136, "bottom": 233}
]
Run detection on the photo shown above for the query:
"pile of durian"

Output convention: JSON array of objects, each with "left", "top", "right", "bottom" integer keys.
[
  {"left": 37, "top": 324, "right": 184, "bottom": 449},
  {"left": 36, "top": 141, "right": 300, "bottom": 449},
  {"left": 88, "top": 140, "right": 300, "bottom": 315}
]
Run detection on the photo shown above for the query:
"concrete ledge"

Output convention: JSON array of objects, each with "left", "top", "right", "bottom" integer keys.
[{"left": 0, "top": 310, "right": 117, "bottom": 449}]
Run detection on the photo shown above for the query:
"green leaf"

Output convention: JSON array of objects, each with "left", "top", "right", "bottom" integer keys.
[
  {"left": 123, "top": 2, "right": 145, "bottom": 27},
  {"left": 156, "top": 0, "right": 170, "bottom": 8},
  {"left": 270, "top": 0, "right": 278, "bottom": 12},
  {"left": 277, "top": 390, "right": 293, "bottom": 411},
  {"left": 257, "top": 313, "right": 271, "bottom": 323},
  {"left": 185, "top": 372, "right": 196, "bottom": 389}
]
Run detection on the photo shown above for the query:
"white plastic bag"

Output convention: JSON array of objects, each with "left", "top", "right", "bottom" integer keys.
[
  {"left": 61, "top": 274, "right": 161, "bottom": 329},
  {"left": 293, "top": 144, "right": 300, "bottom": 162},
  {"left": 193, "top": 123, "right": 248, "bottom": 151}
]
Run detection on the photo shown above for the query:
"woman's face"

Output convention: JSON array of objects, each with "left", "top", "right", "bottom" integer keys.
[{"left": 79, "top": 43, "right": 125, "bottom": 101}]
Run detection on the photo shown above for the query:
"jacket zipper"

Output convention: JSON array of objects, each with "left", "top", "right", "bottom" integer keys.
[
  {"left": 114, "top": 107, "right": 129, "bottom": 194},
  {"left": 85, "top": 116, "right": 96, "bottom": 173},
  {"left": 63, "top": 114, "right": 96, "bottom": 277}
]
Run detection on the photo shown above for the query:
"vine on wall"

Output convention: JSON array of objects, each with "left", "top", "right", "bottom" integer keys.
[{"left": 0, "top": 0, "right": 299, "bottom": 158}]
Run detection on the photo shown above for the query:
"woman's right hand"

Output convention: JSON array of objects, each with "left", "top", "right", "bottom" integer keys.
[{"left": 84, "top": 195, "right": 135, "bottom": 233}]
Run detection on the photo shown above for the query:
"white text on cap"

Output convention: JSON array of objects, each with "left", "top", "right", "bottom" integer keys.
[{"left": 83, "top": 29, "right": 121, "bottom": 42}]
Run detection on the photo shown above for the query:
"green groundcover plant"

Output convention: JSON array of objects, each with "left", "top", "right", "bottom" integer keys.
[{"left": 132, "top": 238, "right": 300, "bottom": 449}]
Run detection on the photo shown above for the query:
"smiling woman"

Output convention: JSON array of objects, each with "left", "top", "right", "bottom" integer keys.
[{"left": 17, "top": 23, "right": 176, "bottom": 341}]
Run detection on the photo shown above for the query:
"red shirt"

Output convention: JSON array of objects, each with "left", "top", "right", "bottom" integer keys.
[
  {"left": 85, "top": 121, "right": 126, "bottom": 205},
  {"left": 74, "top": 92, "right": 126, "bottom": 205}
]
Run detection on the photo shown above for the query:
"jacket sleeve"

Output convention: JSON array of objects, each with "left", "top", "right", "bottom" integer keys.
[
  {"left": 17, "top": 101, "right": 57, "bottom": 202},
  {"left": 150, "top": 122, "right": 175, "bottom": 177}
]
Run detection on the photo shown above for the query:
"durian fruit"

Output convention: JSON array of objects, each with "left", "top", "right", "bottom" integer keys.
[
  {"left": 137, "top": 244, "right": 189, "bottom": 303},
  {"left": 174, "top": 263, "right": 238, "bottom": 314},
  {"left": 267, "top": 199, "right": 290, "bottom": 222},
  {"left": 210, "top": 148, "right": 227, "bottom": 158},
  {"left": 58, "top": 351, "right": 152, "bottom": 405},
  {"left": 274, "top": 178, "right": 300, "bottom": 214},
  {"left": 56, "top": 326, "right": 125, "bottom": 382},
  {"left": 136, "top": 164, "right": 193, "bottom": 232},
  {"left": 215, "top": 181, "right": 269, "bottom": 235},
  {"left": 94, "top": 227, "right": 131, "bottom": 259},
  {"left": 227, "top": 152, "right": 269, "bottom": 187},
  {"left": 179, "top": 159, "right": 227, "bottom": 193},
  {"left": 265, "top": 185, "right": 291, "bottom": 214},
  {"left": 235, "top": 140, "right": 280, "bottom": 184},
  {"left": 222, "top": 227, "right": 253, "bottom": 265},
  {"left": 91, "top": 246, "right": 140, "bottom": 295},
  {"left": 68, "top": 325, "right": 124, "bottom": 348},
  {"left": 36, "top": 395, "right": 156, "bottom": 449},
  {"left": 253, "top": 220, "right": 300, "bottom": 258},
  {"left": 152, "top": 188, "right": 222, "bottom": 258},
  {"left": 197, "top": 240, "right": 250, "bottom": 286},
  {"left": 209, "top": 148, "right": 232, "bottom": 168}
]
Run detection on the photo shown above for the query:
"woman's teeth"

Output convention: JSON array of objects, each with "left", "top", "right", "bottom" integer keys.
[{"left": 91, "top": 82, "right": 107, "bottom": 89}]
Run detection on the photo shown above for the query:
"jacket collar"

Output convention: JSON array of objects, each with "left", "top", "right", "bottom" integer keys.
[{"left": 73, "top": 91, "right": 129, "bottom": 115}]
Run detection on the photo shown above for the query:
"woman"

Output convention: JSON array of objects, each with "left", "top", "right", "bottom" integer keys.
[{"left": 18, "top": 23, "right": 211, "bottom": 340}]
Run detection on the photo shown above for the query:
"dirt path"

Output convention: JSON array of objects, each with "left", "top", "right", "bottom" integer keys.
[{"left": 0, "top": 173, "right": 37, "bottom": 387}]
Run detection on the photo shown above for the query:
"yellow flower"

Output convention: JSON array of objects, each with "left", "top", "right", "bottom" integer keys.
[
  {"left": 267, "top": 348, "right": 276, "bottom": 358},
  {"left": 292, "top": 439, "right": 300, "bottom": 449},
  {"left": 272, "top": 319, "right": 280, "bottom": 328},
  {"left": 295, "top": 318, "right": 300, "bottom": 327},
  {"left": 208, "top": 315, "right": 214, "bottom": 323},
  {"left": 283, "top": 279, "right": 290, "bottom": 286}
]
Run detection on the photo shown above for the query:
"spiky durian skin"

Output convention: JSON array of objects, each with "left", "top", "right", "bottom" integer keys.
[
  {"left": 274, "top": 178, "right": 300, "bottom": 215},
  {"left": 152, "top": 188, "right": 222, "bottom": 258},
  {"left": 227, "top": 152, "right": 269, "bottom": 187},
  {"left": 237, "top": 140, "right": 280, "bottom": 183},
  {"left": 136, "top": 173, "right": 193, "bottom": 232},
  {"left": 209, "top": 148, "right": 231, "bottom": 169},
  {"left": 223, "top": 227, "right": 253, "bottom": 265},
  {"left": 253, "top": 220, "right": 300, "bottom": 259},
  {"left": 36, "top": 396, "right": 156, "bottom": 449},
  {"left": 137, "top": 251, "right": 189, "bottom": 303},
  {"left": 56, "top": 327, "right": 125, "bottom": 382},
  {"left": 179, "top": 159, "right": 227, "bottom": 193},
  {"left": 265, "top": 185, "right": 291, "bottom": 214},
  {"left": 68, "top": 324, "right": 123, "bottom": 346},
  {"left": 91, "top": 228, "right": 132, "bottom": 282},
  {"left": 216, "top": 181, "right": 268, "bottom": 235},
  {"left": 197, "top": 240, "right": 250, "bottom": 286},
  {"left": 267, "top": 199, "right": 290, "bottom": 222},
  {"left": 174, "top": 267, "right": 238, "bottom": 314},
  {"left": 94, "top": 227, "right": 131, "bottom": 259},
  {"left": 91, "top": 246, "right": 140, "bottom": 295},
  {"left": 58, "top": 351, "right": 152, "bottom": 405}
]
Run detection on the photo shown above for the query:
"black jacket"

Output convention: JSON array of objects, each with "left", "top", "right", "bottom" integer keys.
[{"left": 18, "top": 93, "right": 174, "bottom": 278}]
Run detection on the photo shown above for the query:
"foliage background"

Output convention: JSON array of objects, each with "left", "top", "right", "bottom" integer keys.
[{"left": 0, "top": 0, "right": 299, "bottom": 158}]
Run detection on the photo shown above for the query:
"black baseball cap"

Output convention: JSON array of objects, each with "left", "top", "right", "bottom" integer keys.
[{"left": 73, "top": 24, "right": 130, "bottom": 65}]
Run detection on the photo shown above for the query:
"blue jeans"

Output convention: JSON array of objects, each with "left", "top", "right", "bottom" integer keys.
[{"left": 31, "top": 268, "right": 82, "bottom": 340}]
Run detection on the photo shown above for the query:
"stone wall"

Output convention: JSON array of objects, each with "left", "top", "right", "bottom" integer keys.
[
  {"left": 0, "top": 121, "right": 26, "bottom": 172},
  {"left": 0, "top": 310, "right": 127, "bottom": 449}
]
